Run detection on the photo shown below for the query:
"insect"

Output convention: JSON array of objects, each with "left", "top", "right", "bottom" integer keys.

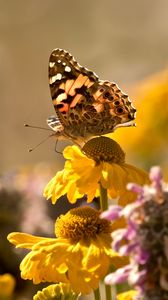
[{"left": 48, "top": 49, "right": 136, "bottom": 146}]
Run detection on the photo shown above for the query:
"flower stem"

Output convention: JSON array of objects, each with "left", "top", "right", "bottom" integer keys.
[
  {"left": 93, "top": 286, "right": 101, "bottom": 300},
  {"left": 105, "top": 284, "right": 112, "bottom": 300},
  {"left": 99, "top": 184, "right": 113, "bottom": 299},
  {"left": 99, "top": 182, "right": 108, "bottom": 211}
]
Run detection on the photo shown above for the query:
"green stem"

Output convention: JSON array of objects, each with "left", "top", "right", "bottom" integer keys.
[
  {"left": 99, "top": 184, "right": 114, "bottom": 299},
  {"left": 105, "top": 284, "right": 112, "bottom": 300},
  {"left": 93, "top": 286, "right": 101, "bottom": 300},
  {"left": 99, "top": 182, "right": 108, "bottom": 211}
]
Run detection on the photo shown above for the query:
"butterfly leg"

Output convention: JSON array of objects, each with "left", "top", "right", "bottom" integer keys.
[{"left": 54, "top": 139, "right": 63, "bottom": 155}]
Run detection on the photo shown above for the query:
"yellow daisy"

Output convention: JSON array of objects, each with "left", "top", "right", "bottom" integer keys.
[
  {"left": 0, "top": 273, "right": 15, "bottom": 297},
  {"left": 44, "top": 137, "right": 149, "bottom": 205},
  {"left": 33, "top": 283, "right": 79, "bottom": 300},
  {"left": 8, "top": 206, "right": 127, "bottom": 295}
]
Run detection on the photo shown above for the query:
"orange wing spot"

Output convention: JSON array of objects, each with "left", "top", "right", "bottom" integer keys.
[
  {"left": 65, "top": 79, "right": 75, "bottom": 94},
  {"left": 52, "top": 99, "right": 58, "bottom": 105},
  {"left": 69, "top": 74, "right": 88, "bottom": 96},
  {"left": 110, "top": 108, "right": 127, "bottom": 118},
  {"left": 84, "top": 78, "right": 94, "bottom": 88},
  {"left": 59, "top": 103, "right": 69, "bottom": 113},
  {"left": 93, "top": 103, "right": 104, "bottom": 113},
  {"left": 59, "top": 82, "right": 65, "bottom": 90},
  {"left": 70, "top": 94, "right": 83, "bottom": 108},
  {"left": 93, "top": 89, "right": 103, "bottom": 100}
]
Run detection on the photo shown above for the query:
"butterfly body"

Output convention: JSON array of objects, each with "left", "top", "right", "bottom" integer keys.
[{"left": 48, "top": 49, "right": 136, "bottom": 146}]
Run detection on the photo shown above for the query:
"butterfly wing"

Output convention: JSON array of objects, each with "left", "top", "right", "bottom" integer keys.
[
  {"left": 48, "top": 49, "right": 136, "bottom": 140},
  {"left": 48, "top": 49, "right": 99, "bottom": 126}
]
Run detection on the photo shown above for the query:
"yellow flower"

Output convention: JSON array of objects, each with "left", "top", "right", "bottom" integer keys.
[
  {"left": 33, "top": 283, "right": 79, "bottom": 300},
  {"left": 117, "top": 290, "right": 138, "bottom": 300},
  {"left": 8, "top": 206, "right": 127, "bottom": 295},
  {"left": 0, "top": 274, "right": 15, "bottom": 297},
  {"left": 44, "top": 137, "right": 149, "bottom": 205}
]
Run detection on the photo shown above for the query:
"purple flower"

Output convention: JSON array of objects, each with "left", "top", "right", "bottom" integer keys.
[
  {"left": 149, "top": 166, "right": 162, "bottom": 189},
  {"left": 133, "top": 248, "right": 149, "bottom": 265},
  {"left": 101, "top": 205, "right": 122, "bottom": 221},
  {"left": 105, "top": 265, "right": 132, "bottom": 285},
  {"left": 103, "top": 166, "right": 168, "bottom": 299},
  {"left": 112, "top": 229, "right": 127, "bottom": 251},
  {"left": 119, "top": 242, "right": 138, "bottom": 256},
  {"left": 129, "top": 268, "right": 147, "bottom": 286},
  {"left": 127, "top": 183, "right": 144, "bottom": 194}
]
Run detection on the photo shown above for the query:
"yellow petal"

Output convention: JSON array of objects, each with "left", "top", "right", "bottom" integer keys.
[
  {"left": 20, "top": 240, "right": 71, "bottom": 284},
  {"left": 117, "top": 290, "right": 138, "bottom": 300},
  {"left": 76, "top": 165, "right": 101, "bottom": 194},
  {"left": 67, "top": 181, "right": 83, "bottom": 203},
  {"left": 33, "top": 283, "right": 79, "bottom": 300},
  {"left": 123, "top": 163, "right": 149, "bottom": 184},
  {"left": 63, "top": 145, "right": 85, "bottom": 160},
  {"left": 7, "top": 232, "right": 49, "bottom": 249},
  {"left": 44, "top": 170, "right": 72, "bottom": 204},
  {"left": 101, "top": 163, "right": 127, "bottom": 190}
]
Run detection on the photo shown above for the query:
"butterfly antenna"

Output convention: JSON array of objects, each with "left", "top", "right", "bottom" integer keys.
[
  {"left": 28, "top": 134, "right": 53, "bottom": 152},
  {"left": 24, "top": 123, "right": 53, "bottom": 132}
]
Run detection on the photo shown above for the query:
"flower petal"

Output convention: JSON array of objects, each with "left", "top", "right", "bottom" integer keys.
[
  {"left": 33, "top": 283, "right": 79, "bottom": 300},
  {"left": 101, "top": 163, "right": 127, "bottom": 191},
  {"left": 117, "top": 290, "right": 138, "bottom": 300},
  {"left": 7, "top": 232, "right": 50, "bottom": 249}
]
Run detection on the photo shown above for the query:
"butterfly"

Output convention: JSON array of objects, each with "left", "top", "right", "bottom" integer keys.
[{"left": 48, "top": 49, "right": 136, "bottom": 146}]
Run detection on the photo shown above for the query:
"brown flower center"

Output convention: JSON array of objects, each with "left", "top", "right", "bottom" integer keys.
[
  {"left": 82, "top": 136, "right": 125, "bottom": 164},
  {"left": 55, "top": 206, "right": 112, "bottom": 241}
]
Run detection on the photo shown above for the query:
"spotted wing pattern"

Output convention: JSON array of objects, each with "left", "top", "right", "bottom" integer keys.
[{"left": 48, "top": 48, "right": 136, "bottom": 143}]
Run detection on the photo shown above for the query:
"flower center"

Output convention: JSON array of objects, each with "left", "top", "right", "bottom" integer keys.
[
  {"left": 55, "top": 206, "right": 112, "bottom": 241},
  {"left": 82, "top": 136, "right": 125, "bottom": 164}
]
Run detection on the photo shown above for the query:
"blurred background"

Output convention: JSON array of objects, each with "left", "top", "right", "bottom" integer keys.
[
  {"left": 1, "top": 0, "right": 168, "bottom": 172},
  {"left": 0, "top": 0, "right": 168, "bottom": 299}
]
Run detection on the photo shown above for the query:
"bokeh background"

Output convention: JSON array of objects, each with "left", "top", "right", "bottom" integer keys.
[
  {"left": 1, "top": 0, "right": 168, "bottom": 172},
  {"left": 0, "top": 0, "right": 168, "bottom": 299}
]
